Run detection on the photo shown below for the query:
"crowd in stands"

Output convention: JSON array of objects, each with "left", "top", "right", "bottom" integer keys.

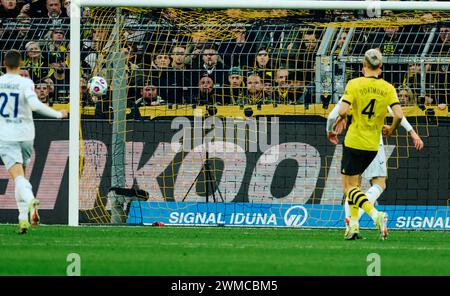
[
  {"left": 0, "top": 0, "right": 448, "bottom": 119},
  {"left": 0, "top": 0, "right": 70, "bottom": 104}
]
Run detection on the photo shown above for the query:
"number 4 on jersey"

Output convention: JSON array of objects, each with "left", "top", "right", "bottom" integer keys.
[{"left": 362, "top": 99, "right": 376, "bottom": 119}]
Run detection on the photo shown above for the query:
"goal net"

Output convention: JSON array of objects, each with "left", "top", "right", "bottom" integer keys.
[{"left": 72, "top": 4, "right": 450, "bottom": 229}]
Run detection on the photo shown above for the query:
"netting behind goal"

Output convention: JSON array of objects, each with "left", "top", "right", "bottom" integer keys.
[{"left": 77, "top": 7, "right": 449, "bottom": 229}]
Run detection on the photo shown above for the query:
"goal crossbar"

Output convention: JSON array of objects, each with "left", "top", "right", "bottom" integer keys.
[{"left": 76, "top": 0, "right": 450, "bottom": 10}]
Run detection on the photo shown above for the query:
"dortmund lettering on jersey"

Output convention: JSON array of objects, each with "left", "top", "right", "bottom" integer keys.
[{"left": 341, "top": 77, "right": 400, "bottom": 151}]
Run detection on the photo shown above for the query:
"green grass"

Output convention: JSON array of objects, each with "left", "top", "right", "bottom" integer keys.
[{"left": 0, "top": 224, "right": 449, "bottom": 276}]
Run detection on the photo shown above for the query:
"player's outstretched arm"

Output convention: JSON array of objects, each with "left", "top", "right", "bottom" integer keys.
[
  {"left": 326, "top": 101, "right": 340, "bottom": 145},
  {"left": 337, "top": 100, "right": 350, "bottom": 119},
  {"left": 383, "top": 123, "right": 424, "bottom": 151},
  {"left": 25, "top": 83, "right": 68, "bottom": 119},
  {"left": 326, "top": 102, "right": 340, "bottom": 134},
  {"left": 28, "top": 95, "right": 68, "bottom": 118},
  {"left": 333, "top": 116, "right": 347, "bottom": 135},
  {"left": 387, "top": 106, "right": 423, "bottom": 150},
  {"left": 383, "top": 104, "right": 403, "bottom": 139},
  {"left": 409, "top": 130, "right": 424, "bottom": 151}
]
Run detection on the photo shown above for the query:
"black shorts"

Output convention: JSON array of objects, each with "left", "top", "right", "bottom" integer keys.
[{"left": 341, "top": 145, "right": 377, "bottom": 176}]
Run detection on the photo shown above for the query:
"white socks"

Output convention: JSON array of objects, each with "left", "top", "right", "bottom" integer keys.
[
  {"left": 14, "top": 176, "right": 35, "bottom": 221},
  {"left": 359, "top": 184, "right": 383, "bottom": 219},
  {"left": 345, "top": 184, "right": 384, "bottom": 224},
  {"left": 370, "top": 209, "right": 380, "bottom": 223}
]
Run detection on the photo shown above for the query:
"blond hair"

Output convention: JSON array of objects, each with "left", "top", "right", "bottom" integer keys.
[{"left": 364, "top": 48, "right": 383, "bottom": 69}]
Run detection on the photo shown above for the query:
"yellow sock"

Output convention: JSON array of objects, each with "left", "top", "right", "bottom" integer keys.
[
  {"left": 349, "top": 204, "right": 359, "bottom": 225},
  {"left": 361, "top": 202, "right": 375, "bottom": 215},
  {"left": 347, "top": 187, "right": 361, "bottom": 226},
  {"left": 348, "top": 187, "right": 379, "bottom": 222}
]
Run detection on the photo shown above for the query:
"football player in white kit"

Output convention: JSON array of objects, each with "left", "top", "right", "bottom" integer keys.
[
  {"left": 326, "top": 98, "right": 424, "bottom": 238},
  {"left": 0, "top": 50, "right": 68, "bottom": 234}
]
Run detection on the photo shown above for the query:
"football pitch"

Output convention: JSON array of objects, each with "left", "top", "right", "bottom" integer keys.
[{"left": 0, "top": 224, "right": 449, "bottom": 276}]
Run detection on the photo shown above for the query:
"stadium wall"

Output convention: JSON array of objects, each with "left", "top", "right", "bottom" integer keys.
[{"left": 0, "top": 118, "right": 448, "bottom": 227}]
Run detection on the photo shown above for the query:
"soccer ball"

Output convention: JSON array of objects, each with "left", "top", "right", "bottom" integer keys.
[{"left": 88, "top": 76, "right": 108, "bottom": 96}]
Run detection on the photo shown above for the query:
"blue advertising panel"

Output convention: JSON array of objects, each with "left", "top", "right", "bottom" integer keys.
[{"left": 128, "top": 201, "right": 450, "bottom": 230}]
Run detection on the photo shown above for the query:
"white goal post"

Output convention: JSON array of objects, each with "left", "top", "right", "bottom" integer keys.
[{"left": 68, "top": 0, "right": 450, "bottom": 226}]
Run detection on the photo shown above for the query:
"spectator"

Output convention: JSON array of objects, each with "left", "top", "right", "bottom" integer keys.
[
  {"left": 191, "top": 74, "right": 217, "bottom": 106},
  {"left": 384, "top": 27, "right": 411, "bottom": 85},
  {"left": 333, "top": 9, "right": 356, "bottom": 21},
  {"left": 80, "top": 77, "right": 93, "bottom": 107},
  {"left": 434, "top": 64, "right": 449, "bottom": 110},
  {"left": 163, "top": 46, "right": 191, "bottom": 104},
  {"left": 48, "top": 52, "right": 70, "bottom": 103},
  {"left": 276, "top": 26, "right": 307, "bottom": 69},
  {"left": 45, "top": 27, "right": 67, "bottom": 55},
  {"left": 31, "top": 79, "right": 54, "bottom": 119},
  {"left": 221, "top": 66, "right": 245, "bottom": 105},
  {"left": 198, "top": 45, "right": 227, "bottom": 89},
  {"left": 293, "top": 30, "right": 318, "bottom": 89},
  {"left": 380, "top": 27, "right": 401, "bottom": 55},
  {"left": 16, "top": 16, "right": 32, "bottom": 40},
  {"left": 429, "top": 24, "right": 450, "bottom": 110},
  {"left": 135, "top": 80, "right": 165, "bottom": 106},
  {"left": 402, "top": 22, "right": 434, "bottom": 55},
  {"left": 20, "top": 0, "right": 46, "bottom": 18},
  {"left": 302, "top": 30, "right": 319, "bottom": 52},
  {"left": 46, "top": 0, "right": 66, "bottom": 18},
  {"left": 123, "top": 18, "right": 146, "bottom": 50},
  {"left": 219, "top": 27, "right": 255, "bottom": 67},
  {"left": 401, "top": 63, "right": 431, "bottom": 104},
  {"left": 151, "top": 51, "right": 171, "bottom": 70},
  {"left": 0, "top": 0, "right": 22, "bottom": 18},
  {"left": 41, "top": 0, "right": 69, "bottom": 28},
  {"left": 184, "top": 33, "right": 210, "bottom": 68},
  {"left": 253, "top": 47, "right": 271, "bottom": 69},
  {"left": 23, "top": 41, "right": 50, "bottom": 83},
  {"left": 248, "top": 47, "right": 274, "bottom": 86},
  {"left": 263, "top": 79, "right": 274, "bottom": 103},
  {"left": 35, "top": 80, "right": 51, "bottom": 105},
  {"left": 170, "top": 45, "right": 187, "bottom": 70},
  {"left": 228, "top": 67, "right": 244, "bottom": 88},
  {"left": 63, "top": 0, "right": 69, "bottom": 16},
  {"left": 334, "top": 31, "right": 348, "bottom": 55},
  {"left": 44, "top": 77, "right": 55, "bottom": 97},
  {"left": 184, "top": 42, "right": 224, "bottom": 98},
  {"left": 19, "top": 68, "right": 30, "bottom": 78},
  {"left": 238, "top": 73, "right": 271, "bottom": 105},
  {"left": 397, "top": 85, "right": 416, "bottom": 107},
  {"left": 119, "top": 44, "right": 143, "bottom": 101},
  {"left": 333, "top": 31, "right": 356, "bottom": 85},
  {"left": 1, "top": 15, "right": 37, "bottom": 50},
  {"left": 133, "top": 80, "right": 166, "bottom": 119},
  {"left": 273, "top": 68, "right": 298, "bottom": 104},
  {"left": 83, "top": 27, "right": 110, "bottom": 71},
  {"left": 146, "top": 50, "right": 186, "bottom": 104}
]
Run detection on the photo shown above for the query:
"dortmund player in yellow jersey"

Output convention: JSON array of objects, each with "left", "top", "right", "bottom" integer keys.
[{"left": 335, "top": 49, "right": 404, "bottom": 240}]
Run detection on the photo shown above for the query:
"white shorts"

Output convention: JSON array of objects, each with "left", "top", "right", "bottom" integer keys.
[
  {"left": 0, "top": 141, "right": 34, "bottom": 171},
  {"left": 362, "top": 142, "right": 387, "bottom": 179}
]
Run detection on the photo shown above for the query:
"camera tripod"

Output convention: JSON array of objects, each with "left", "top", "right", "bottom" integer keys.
[{"left": 182, "top": 150, "right": 224, "bottom": 203}]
